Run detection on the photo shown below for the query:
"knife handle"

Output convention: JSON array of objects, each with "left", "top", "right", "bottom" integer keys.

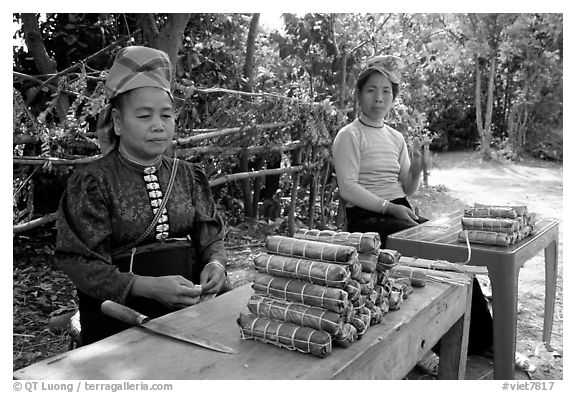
[{"left": 101, "top": 300, "right": 150, "bottom": 326}]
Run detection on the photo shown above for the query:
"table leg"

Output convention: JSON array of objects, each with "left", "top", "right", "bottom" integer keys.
[
  {"left": 438, "top": 277, "right": 473, "bottom": 379},
  {"left": 487, "top": 263, "right": 521, "bottom": 380},
  {"left": 543, "top": 239, "right": 558, "bottom": 347}
]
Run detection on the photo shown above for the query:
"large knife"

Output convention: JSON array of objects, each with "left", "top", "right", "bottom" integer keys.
[{"left": 101, "top": 300, "right": 236, "bottom": 354}]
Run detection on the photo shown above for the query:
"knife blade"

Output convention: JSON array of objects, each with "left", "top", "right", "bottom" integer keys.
[{"left": 101, "top": 300, "right": 236, "bottom": 354}]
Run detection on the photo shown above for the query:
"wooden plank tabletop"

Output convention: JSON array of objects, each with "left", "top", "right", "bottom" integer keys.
[{"left": 14, "top": 279, "right": 470, "bottom": 380}]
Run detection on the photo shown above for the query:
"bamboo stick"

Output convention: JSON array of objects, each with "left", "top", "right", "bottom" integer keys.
[
  {"left": 176, "top": 121, "right": 294, "bottom": 145},
  {"left": 13, "top": 123, "right": 301, "bottom": 166},
  {"left": 12, "top": 164, "right": 321, "bottom": 234},
  {"left": 208, "top": 165, "right": 306, "bottom": 187},
  {"left": 178, "top": 140, "right": 308, "bottom": 158},
  {"left": 398, "top": 256, "right": 488, "bottom": 275},
  {"left": 13, "top": 212, "right": 58, "bottom": 234}
]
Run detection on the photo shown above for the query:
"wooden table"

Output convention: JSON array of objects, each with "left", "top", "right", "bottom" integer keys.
[
  {"left": 15, "top": 276, "right": 472, "bottom": 380},
  {"left": 387, "top": 210, "right": 559, "bottom": 380}
]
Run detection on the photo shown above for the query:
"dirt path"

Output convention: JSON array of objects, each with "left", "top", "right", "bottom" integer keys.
[{"left": 427, "top": 151, "right": 564, "bottom": 379}]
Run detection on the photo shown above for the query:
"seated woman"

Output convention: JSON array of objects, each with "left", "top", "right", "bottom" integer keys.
[
  {"left": 55, "top": 46, "right": 228, "bottom": 345},
  {"left": 332, "top": 55, "right": 494, "bottom": 375},
  {"left": 332, "top": 55, "right": 426, "bottom": 246}
]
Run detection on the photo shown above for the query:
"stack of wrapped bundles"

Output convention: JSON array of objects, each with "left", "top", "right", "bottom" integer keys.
[
  {"left": 375, "top": 248, "right": 423, "bottom": 310},
  {"left": 458, "top": 204, "right": 536, "bottom": 247},
  {"left": 237, "top": 231, "right": 424, "bottom": 357}
]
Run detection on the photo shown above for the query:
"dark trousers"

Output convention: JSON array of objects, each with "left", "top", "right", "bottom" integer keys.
[
  {"left": 346, "top": 198, "right": 493, "bottom": 355},
  {"left": 346, "top": 197, "right": 425, "bottom": 246}
]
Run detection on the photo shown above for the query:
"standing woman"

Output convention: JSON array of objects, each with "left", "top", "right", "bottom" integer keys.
[
  {"left": 332, "top": 55, "right": 426, "bottom": 247},
  {"left": 55, "top": 46, "right": 228, "bottom": 345}
]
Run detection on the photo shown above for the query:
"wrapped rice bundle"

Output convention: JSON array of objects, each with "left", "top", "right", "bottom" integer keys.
[
  {"left": 403, "top": 285, "right": 414, "bottom": 299},
  {"left": 458, "top": 230, "right": 517, "bottom": 246},
  {"left": 266, "top": 236, "right": 358, "bottom": 264},
  {"left": 375, "top": 270, "right": 389, "bottom": 286},
  {"left": 464, "top": 207, "right": 517, "bottom": 219},
  {"left": 352, "top": 311, "right": 371, "bottom": 336},
  {"left": 367, "top": 288, "right": 380, "bottom": 304},
  {"left": 360, "top": 281, "right": 374, "bottom": 295},
  {"left": 253, "top": 254, "right": 350, "bottom": 289},
  {"left": 392, "top": 279, "right": 414, "bottom": 299},
  {"left": 237, "top": 313, "right": 332, "bottom": 358},
  {"left": 389, "top": 288, "right": 404, "bottom": 311},
  {"left": 379, "top": 297, "right": 390, "bottom": 314},
  {"left": 474, "top": 203, "right": 528, "bottom": 217},
  {"left": 358, "top": 271, "right": 377, "bottom": 285},
  {"left": 345, "top": 280, "right": 361, "bottom": 302},
  {"left": 522, "top": 214, "right": 536, "bottom": 238},
  {"left": 363, "top": 295, "right": 375, "bottom": 310},
  {"left": 294, "top": 229, "right": 381, "bottom": 253},
  {"left": 351, "top": 295, "right": 366, "bottom": 309},
  {"left": 388, "top": 265, "right": 427, "bottom": 288},
  {"left": 375, "top": 279, "right": 393, "bottom": 298},
  {"left": 357, "top": 252, "right": 378, "bottom": 273},
  {"left": 333, "top": 323, "right": 358, "bottom": 348},
  {"left": 349, "top": 260, "right": 364, "bottom": 281},
  {"left": 377, "top": 249, "right": 402, "bottom": 271},
  {"left": 342, "top": 301, "right": 355, "bottom": 323},
  {"left": 247, "top": 295, "right": 345, "bottom": 336},
  {"left": 252, "top": 273, "right": 349, "bottom": 313},
  {"left": 368, "top": 304, "right": 384, "bottom": 325},
  {"left": 461, "top": 217, "right": 520, "bottom": 234},
  {"left": 373, "top": 285, "right": 388, "bottom": 305}
]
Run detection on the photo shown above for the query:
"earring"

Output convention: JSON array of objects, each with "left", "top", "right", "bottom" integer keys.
[{"left": 114, "top": 127, "right": 121, "bottom": 136}]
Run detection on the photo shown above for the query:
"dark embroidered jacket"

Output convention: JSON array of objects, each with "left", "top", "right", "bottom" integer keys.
[{"left": 55, "top": 149, "right": 226, "bottom": 304}]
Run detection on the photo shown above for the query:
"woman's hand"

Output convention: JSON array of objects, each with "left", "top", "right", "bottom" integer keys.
[
  {"left": 130, "top": 275, "right": 203, "bottom": 309},
  {"left": 386, "top": 203, "right": 419, "bottom": 226},
  {"left": 199, "top": 262, "right": 227, "bottom": 295}
]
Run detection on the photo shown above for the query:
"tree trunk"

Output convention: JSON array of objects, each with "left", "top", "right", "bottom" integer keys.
[
  {"left": 137, "top": 13, "right": 160, "bottom": 48},
  {"left": 474, "top": 53, "right": 497, "bottom": 158},
  {"left": 157, "top": 14, "right": 191, "bottom": 74},
  {"left": 239, "top": 13, "right": 261, "bottom": 217},
  {"left": 22, "top": 14, "right": 57, "bottom": 75},
  {"left": 422, "top": 143, "right": 430, "bottom": 187},
  {"left": 474, "top": 54, "right": 487, "bottom": 155},
  {"left": 482, "top": 54, "right": 497, "bottom": 152},
  {"left": 243, "top": 13, "right": 260, "bottom": 92},
  {"left": 21, "top": 13, "right": 70, "bottom": 121}
]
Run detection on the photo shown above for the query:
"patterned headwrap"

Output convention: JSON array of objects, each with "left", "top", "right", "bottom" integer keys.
[
  {"left": 361, "top": 55, "right": 404, "bottom": 84},
  {"left": 105, "top": 46, "right": 173, "bottom": 100}
]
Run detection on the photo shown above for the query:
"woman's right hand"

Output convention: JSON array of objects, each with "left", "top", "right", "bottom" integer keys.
[
  {"left": 130, "top": 275, "right": 203, "bottom": 309},
  {"left": 385, "top": 203, "right": 419, "bottom": 226}
]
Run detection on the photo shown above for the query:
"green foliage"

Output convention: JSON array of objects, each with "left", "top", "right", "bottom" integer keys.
[{"left": 12, "top": 13, "right": 563, "bottom": 228}]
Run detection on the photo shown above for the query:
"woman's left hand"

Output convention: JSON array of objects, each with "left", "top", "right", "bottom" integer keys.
[{"left": 199, "top": 262, "right": 227, "bottom": 295}]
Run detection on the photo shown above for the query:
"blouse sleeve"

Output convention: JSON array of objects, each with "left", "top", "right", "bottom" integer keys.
[
  {"left": 55, "top": 170, "right": 136, "bottom": 304},
  {"left": 189, "top": 165, "right": 227, "bottom": 269}
]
